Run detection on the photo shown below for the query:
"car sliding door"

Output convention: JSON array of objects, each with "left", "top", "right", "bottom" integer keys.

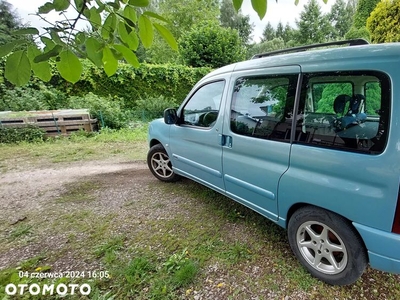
[{"left": 221, "top": 66, "right": 300, "bottom": 221}]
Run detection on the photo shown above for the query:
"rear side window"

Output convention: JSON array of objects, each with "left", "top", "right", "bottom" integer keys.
[
  {"left": 230, "top": 74, "right": 298, "bottom": 142},
  {"left": 297, "top": 71, "right": 390, "bottom": 154}
]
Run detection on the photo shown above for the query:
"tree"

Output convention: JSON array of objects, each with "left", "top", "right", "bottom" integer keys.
[
  {"left": 282, "top": 23, "right": 295, "bottom": 44},
  {"left": 295, "top": 0, "right": 333, "bottom": 45},
  {"left": 142, "top": 0, "right": 219, "bottom": 64},
  {"left": 261, "top": 22, "right": 276, "bottom": 42},
  {"left": 353, "top": 0, "right": 380, "bottom": 29},
  {"left": 0, "top": 0, "right": 280, "bottom": 86},
  {"left": 0, "top": 0, "right": 26, "bottom": 46},
  {"left": 179, "top": 21, "right": 245, "bottom": 68},
  {"left": 247, "top": 38, "right": 285, "bottom": 58},
  {"left": 275, "top": 21, "right": 284, "bottom": 40},
  {"left": 219, "top": 0, "right": 253, "bottom": 45},
  {"left": 367, "top": 0, "right": 400, "bottom": 43},
  {"left": 328, "top": 0, "right": 355, "bottom": 39}
]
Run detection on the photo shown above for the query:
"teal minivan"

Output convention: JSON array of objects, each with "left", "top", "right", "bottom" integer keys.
[{"left": 147, "top": 40, "right": 400, "bottom": 285}]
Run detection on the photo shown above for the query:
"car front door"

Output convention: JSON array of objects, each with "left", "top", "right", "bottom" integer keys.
[
  {"left": 169, "top": 79, "right": 227, "bottom": 193},
  {"left": 221, "top": 66, "right": 300, "bottom": 221}
]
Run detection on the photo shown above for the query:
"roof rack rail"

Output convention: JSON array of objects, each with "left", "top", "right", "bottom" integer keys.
[{"left": 251, "top": 39, "right": 369, "bottom": 59}]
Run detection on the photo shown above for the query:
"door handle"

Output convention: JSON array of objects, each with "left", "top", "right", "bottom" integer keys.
[{"left": 219, "top": 134, "right": 232, "bottom": 148}]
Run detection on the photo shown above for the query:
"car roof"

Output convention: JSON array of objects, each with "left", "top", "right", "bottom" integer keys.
[{"left": 202, "top": 42, "right": 400, "bottom": 80}]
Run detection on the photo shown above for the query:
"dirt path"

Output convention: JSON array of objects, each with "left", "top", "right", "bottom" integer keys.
[{"left": 0, "top": 160, "right": 149, "bottom": 224}]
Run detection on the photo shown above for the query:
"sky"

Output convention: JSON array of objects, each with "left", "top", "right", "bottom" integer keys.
[{"left": 8, "top": 0, "right": 335, "bottom": 43}]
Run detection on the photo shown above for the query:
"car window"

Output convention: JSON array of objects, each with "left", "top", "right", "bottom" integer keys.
[
  {"left": 230, "top": 74, "right": 298, "bottom": 142},
  {"left": 182, "top": 81, "right": 225, "bottom": 128},
  {"left": 297, "top": 71, "right": 390, "bottom": 154}
]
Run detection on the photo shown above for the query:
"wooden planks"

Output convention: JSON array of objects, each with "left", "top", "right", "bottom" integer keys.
[{"left": 0, "top": 110, "right": 98, "bottom": 136}]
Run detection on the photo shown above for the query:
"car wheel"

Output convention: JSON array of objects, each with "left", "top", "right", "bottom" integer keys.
[
  {"left": 288, "top": 206, "right": 367, "bottom": 285},
  {"left": 147, "top": 144, "right": 180, "bottom": 182}
]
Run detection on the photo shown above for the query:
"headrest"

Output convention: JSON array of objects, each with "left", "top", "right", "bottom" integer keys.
[{"left": 333, "top": 94, "right": 352, "bottom": 115}]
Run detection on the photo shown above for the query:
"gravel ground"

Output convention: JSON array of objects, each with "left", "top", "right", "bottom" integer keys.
[{"left": 1, "top": 158, "right": 399, "bottom": 299}]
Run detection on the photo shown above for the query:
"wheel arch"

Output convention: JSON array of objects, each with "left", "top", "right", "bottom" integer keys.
[
  {"left": 285, "top": 202, "right": 369, "bottom": 262},
  {"left": 149, "top": 139, "right": 162, "bottom": 148}
]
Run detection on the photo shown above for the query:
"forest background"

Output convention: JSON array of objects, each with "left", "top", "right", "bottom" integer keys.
[{"left": 0, "top": 0, "right": 399, "bottom": 132}]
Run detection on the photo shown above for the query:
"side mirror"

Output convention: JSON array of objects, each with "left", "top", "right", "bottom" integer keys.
[{"left": 164, "top": 108, "right": 178, "bottom": 124}]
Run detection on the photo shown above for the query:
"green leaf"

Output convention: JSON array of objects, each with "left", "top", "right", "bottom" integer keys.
[
  {"left": 102, "top": 46, "right": 118, "bottom": 77},
  {"left": 128, "top": 0, "right": 149, "bottom": 7},
  {"left": 101, "top": 13, "right": 117, "bottom": 40},
  {"left": 113, "top": 44, "right": 139, "bottom": 68},
  {"left": 118, "top": 22, "right": 130, "bottom": 44},
  {"left": 89, "top": 7, "right": 102, "bottom": 29},
  {"left": 251, "top": 0, "right": 267, "bottom": 20},
  {"left": 27, "top": 46, "right": 52, "bottom": 82},
  {"left": 41, "top": 37, "right": 56, "bottom": 52},
  {"left": 153, "top": 23, "right": 177, "bottom": 51},
  {"left": 123, "top": 5, "right": 137, "bottom": 23},
  {"left": 38, "top": 2, "right": 55, "bottom": 14},
  {"left": 53, "top": 0, "right": 70, "bottom": 11},
  {"left": 127, "top": 31, "right": 139, "bottom": 50},
  {"left": 56, "top": 50, "right": 82, "bottom": 83},
  {"left": 34, "top": 45, "right": 62, "bottom": 63},
  {"left": 86, "top": 37, "right": 103, "bottom": 67},
  {"left": 294, "top": 0, "right": 299, "bottom": 4},
  {"left": 232, "top": 0, "right": 243, "bottom": 12},
  {"left": 143, "top": 11, "right": 168, "bottom": 23},
  {"left": 0, "top": 42, "right": 16, "bottom": 58},
  {"left": 106, "top": 1, "right": 120, "bottom": 9},
  {"left": 50, "top": 29, "right": 65, "bottom": 46},
  {"left": 5, "top": 51, "right": 31, "bottom": 86},
  {"left": 75, "top": 32, "right": 86, "bottom": 45},
  {"left": 74, "top": 0, "right": 84, "bottom": 11},
  {"left": 138, "top": 15, "right": 153, "bottom": 48},
  {"left": 13, "top": 27, "right": 39, "bottom": 35}
]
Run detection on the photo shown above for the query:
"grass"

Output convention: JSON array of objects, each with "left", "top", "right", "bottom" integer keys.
[
  {"left": 1, "top": 124, "right": 400, "bottom": 299},
  {"left": 0, "top": 124, "right": 148, "bottom": 172}
]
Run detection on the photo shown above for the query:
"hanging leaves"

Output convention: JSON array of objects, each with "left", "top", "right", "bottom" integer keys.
[
  {"left": 5, "top": 51, "right": 31, "bottom": 86},
  {"left": 2, "top": 0, "right": 265, "bottom": 85},
  {"left": 56, "top": 50, "right": 82, "bottom": 83}
]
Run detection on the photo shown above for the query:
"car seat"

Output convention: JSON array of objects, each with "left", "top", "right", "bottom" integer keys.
[{"left": 333, "top": 94, "right": 366, "bottom": 130}]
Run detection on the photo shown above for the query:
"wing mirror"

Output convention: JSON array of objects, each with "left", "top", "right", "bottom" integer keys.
[{"left": 164, "top": 108, "right": 178, "bottom": 124}]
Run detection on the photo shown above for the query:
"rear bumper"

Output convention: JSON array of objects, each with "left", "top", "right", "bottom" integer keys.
[{"left": 353, "top": 222, "right": 400, "bottom": 274}]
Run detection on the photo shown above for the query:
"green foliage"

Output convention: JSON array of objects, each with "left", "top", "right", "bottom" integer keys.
[
  {"left": 134, "top": 95, "right": 179, "bottom": 120},
  {"left": 179, "top": 21, "right": 246, "bottom": 68},
  {"left": 0, "top": 125, "right": 45, "bottom": 143},
  {"left": 261, "top": 22, "right": 276, "bottom": 42},
  {"left": 328, "top": 0, "right": 355, "bottom": 39},
  {"left": 247, "top": 38, "right": 285, "bottom": 58},
  {"left": 54, "top": 61, "right": 211, "bottom": 107},
  {"left": 0, "top": 82, "right": 68, "bottom": 111},
  {"left": 220, "top": 0, "right": 254, "bottom": 45},
  {"left": 295, "top": 0, "right": 333, "bottom": 45},
  {"left": 0, "top": 0, "right": 178, "bottom": 86},
  {"left": 67, "top": 92, "right": 128, "bottom": 129},
  {"left": 367, "top": 0, "right": 400, "bottom": 43},
  {"left": 353, "top": 0, "right": 380, "bottom": 29},
  {"left": 344, "top": 26, "right": 370, "bottom": 40}
]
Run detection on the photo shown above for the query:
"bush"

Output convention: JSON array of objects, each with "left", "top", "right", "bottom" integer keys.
[
  {"left": 0, "top": 125, "right": 45, "bottom": 143},
  {"left": 0, "top": 83, "right": 68, "bottom": 112},
  {"left": 49, "top": 62, "right": 211, "bottom": 109},
  {"left": 67, "top": 92, "right": 129, "bottom": 129},
  {"left": 179, "top": 21, "right": 246, "bottom": 68},
  {"left": 134, "top": 95, "right": 179, "bottom": 120}
]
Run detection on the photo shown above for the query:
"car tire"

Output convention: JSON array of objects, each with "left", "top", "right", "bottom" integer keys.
[
  {"left": 147, "top": 144, "right": 180, "bottom": 182},
  {"left": 287, "top": 206, "right": 368, "bottom": 285}
]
